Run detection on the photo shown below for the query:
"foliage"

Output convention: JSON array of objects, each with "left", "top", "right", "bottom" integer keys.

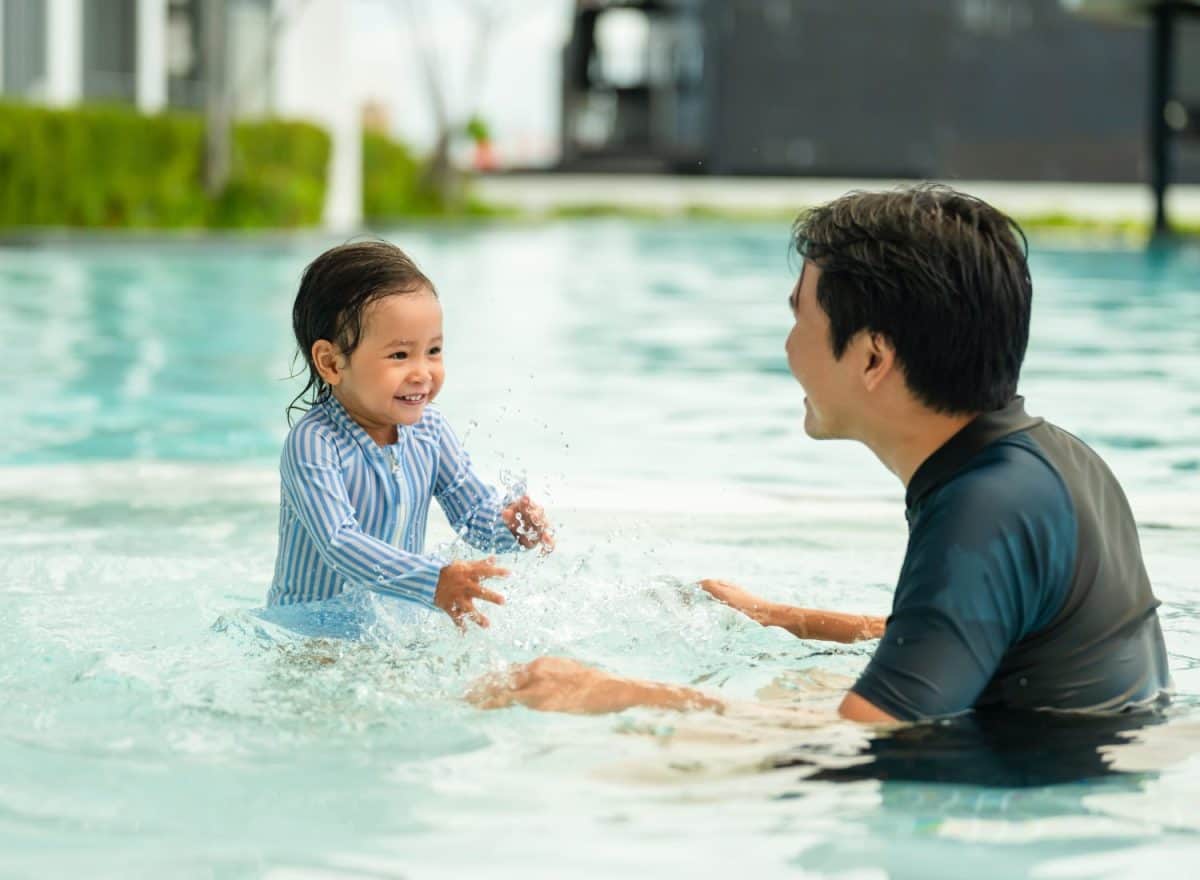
[
  {"left": 464, "top": 115, "right": 491, "bottom": 145},
  {"left": 0, "top": 102, "right": 330, "bottom": 229},
  {"left": 363, "top": 131, "right": 498, "bottom": 220}
]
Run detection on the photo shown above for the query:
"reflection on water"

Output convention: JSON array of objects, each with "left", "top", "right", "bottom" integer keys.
[{"left": 773, "top": 706, "right": 1176, "bottom": 788}]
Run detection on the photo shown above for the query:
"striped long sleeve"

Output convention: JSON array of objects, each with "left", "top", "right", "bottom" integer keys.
[
  {"left": 275, "top": 420, "right": 443, "bottom": 607},
  {"left": 433, "top": 417, "right": 521, "bottom": 554},
  {"left": 267, "top": 396, "right": 520, "bottom": 608}
]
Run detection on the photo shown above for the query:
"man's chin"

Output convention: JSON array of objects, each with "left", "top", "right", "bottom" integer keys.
[{"left": 803, "top": 412, "right": 835, "bottom": 440}]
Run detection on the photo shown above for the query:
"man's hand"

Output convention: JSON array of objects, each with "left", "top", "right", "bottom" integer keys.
[
  {"left": 434, "top": 557, "right": 509, "bottom": 629},
  {"left": 501, "top": 495, "right": 555, "bottom": 552},
  {"left": 698, "top": 578, "right": 778, "bottom": 626},
  {"left": 699, "top": 578, "right": 886, "bottom": 643},
  {"left": 467, "top": 657, "right": 724, "bottom": 715}
]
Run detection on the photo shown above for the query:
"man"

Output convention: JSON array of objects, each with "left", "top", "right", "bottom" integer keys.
[{"left": 473, "top": 185, "right": 1172, "bottom": 723}]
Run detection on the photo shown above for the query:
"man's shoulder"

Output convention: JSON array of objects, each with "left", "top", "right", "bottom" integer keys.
[
  {"left": 1026, "top": 419, "right": 1126, "bottom": 492},
  {"left": 923, "top": 430, "right": 1072, "bottom": 526}
]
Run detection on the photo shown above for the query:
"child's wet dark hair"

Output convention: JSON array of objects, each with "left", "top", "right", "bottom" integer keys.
[{"left": 288, "top": 240, "right": 436, "bottom": 423}]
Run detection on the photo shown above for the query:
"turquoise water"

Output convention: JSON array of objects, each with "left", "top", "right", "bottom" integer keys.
[{"left": 1, "top": 222, "right": 1198, "bottom": 878}]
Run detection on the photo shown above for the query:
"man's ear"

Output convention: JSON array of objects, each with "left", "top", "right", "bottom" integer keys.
[
  {"left": 311, "top": 340, "right": 344, "bottom": 386},
  {"left": 862, "top": 332, "right": 896, "bottom": 393}
]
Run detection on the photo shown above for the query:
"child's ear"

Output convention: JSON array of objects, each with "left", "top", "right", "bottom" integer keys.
[{"left": 311, "top": 340, "right": 344, "bottom": 386}]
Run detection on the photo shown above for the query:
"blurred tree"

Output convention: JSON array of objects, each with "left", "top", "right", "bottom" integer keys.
[
  {"left": 201, "top": 0, "right": 231, "bottom": 197},
  {"left": 205, "top": 0, "right": 315, "bottom": 198},
  {"left": 393, "top": 0, "right": 517, "bottom": 209}
]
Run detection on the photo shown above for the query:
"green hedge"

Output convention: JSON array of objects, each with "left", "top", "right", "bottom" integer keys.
[
  {"left": 0, "top": 102, "right": 330, "bottom": 229},
  {"left": 363, "top": 131, "right": 503, "bottom": 220},
  {"left": 362, "top": 131, "right": 441, "bottom": 219}
]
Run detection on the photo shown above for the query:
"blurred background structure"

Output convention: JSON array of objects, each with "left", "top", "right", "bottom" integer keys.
[
  {"left": 0, "top": 0, "right": 1198, "bottom": 233},
  {"left": 559, "top": 0, "right": 1200, "bottom": 183},
  {"left": 0, "top": 0, "right": 360, "bottom": 226},
  {"left": 558, "top": 0, "right": 1200, "bottom": 232}
]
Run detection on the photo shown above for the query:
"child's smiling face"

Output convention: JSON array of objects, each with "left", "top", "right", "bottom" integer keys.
[{"left": 329, "top": 289, "right": 445, "bottom": 444}]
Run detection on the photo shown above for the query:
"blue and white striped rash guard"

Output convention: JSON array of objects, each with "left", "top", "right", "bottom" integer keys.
[{"left": 268, "top": 395, "right": 520, "bottom": 608}]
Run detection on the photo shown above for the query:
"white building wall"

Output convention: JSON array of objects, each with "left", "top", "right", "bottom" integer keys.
[
  {"left": 273, "top": 0, "right": 361, "bottom": 231},
  {"left": 45, "top": 0, "right": 82, "bottom": 105},
  {"left": 135, "top": 0, "right": 167, "bottom": 112},
  {"left": 0, "top": 0, "right": 6, "bottom": 93}
]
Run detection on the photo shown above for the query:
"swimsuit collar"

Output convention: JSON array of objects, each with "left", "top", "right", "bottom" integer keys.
[{"left": 905, "top": 396, "right": 1043, "bottom": 511}]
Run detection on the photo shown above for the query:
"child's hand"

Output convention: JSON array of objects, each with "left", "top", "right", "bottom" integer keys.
[
  {"left": 501, "top": 495, "right": 555, "bottom": 552},
  {"left": 434, "top": 557, "right": 509, "bottom": 629}
]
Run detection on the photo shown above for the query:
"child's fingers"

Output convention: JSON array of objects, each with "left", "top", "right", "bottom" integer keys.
[
  {"left": 471, "top": 559, "right": 511, "bottom": 579},
  {"left": 471, "top": 585, "right": 506, "bottom": 606},
  {"left": 501, "top": 496, "right": 530, "bottom": 515},
  {"left": 448, "top": 597, "right": 489, "bottom": 630}
]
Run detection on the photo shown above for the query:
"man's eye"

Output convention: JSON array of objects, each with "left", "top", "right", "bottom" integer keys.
[{"left": 390, "top": 351, "right": 408, "bottom": 360}]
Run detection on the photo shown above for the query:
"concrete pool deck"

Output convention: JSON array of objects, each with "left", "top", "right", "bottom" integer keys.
[{"left": 477, "top": 173, "right": 1200, "bottom": 225}]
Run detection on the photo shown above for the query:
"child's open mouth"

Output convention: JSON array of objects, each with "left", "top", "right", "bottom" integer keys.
[{"left": 396, "top": 393, "right": 428, "bottom": 406}]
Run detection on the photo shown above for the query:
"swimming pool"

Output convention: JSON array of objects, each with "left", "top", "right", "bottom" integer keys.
[{"left": 2, "top": 221, "right": 1198, "bottom": 877}]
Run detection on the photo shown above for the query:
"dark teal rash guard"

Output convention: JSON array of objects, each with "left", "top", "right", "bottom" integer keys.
[{"left": 852, "top": 397, "right": 1172, "bottom": 721}]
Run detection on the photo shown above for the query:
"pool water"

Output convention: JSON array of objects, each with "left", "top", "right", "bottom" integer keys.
[{"left": 2, "top": 221, "right": 1198, "bottom": 878}]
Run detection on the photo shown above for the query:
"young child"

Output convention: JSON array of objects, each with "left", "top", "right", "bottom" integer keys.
[{"left": 267, "top": 241, "right": 553, "bottom": 629}]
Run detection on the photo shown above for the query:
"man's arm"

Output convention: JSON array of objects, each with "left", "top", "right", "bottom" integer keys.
[
  {"left": 838, "top": 690, "right": 898, "bottom": 723},
  {"left": 699, "top": 579, "right": 885, "bottom": 643},
  {"left": 470, "top": 656, "right": 898, "bottom": 723},
  {"left": 469, "top": 657, "right": 724, "bottom": 715}
]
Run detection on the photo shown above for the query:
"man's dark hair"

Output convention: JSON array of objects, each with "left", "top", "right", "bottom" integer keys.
[
  {"left": 792, "top": 184, "right": 1032, "bottom": 414},
  {"left": 288, "top": 240, "right": 435, "bottom": 424}
]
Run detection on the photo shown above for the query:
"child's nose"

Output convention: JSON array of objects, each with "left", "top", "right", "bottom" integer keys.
[{"left": 409, "top": 358, "right": 433, "bottom": 382}]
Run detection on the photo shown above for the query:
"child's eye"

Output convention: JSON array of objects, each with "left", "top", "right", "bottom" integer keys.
[
  {"left": 390, "top": 351, "right": 408, "bottom": 360},
  {"left": 429, "top": 346, "right": 442, "bottom": 356}
]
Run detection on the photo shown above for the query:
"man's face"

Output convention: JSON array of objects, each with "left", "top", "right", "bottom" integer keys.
[{"left": 785, "top": 261, "right": 857, "bottom": 439}]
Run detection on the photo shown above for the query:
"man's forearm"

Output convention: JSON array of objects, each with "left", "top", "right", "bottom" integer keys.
[
  {"left": 470, "top": 658, "right": 726, "bottom": 715},
  {"left": 618, "top": 679, "right": 725, "bottom": 714},
  {"left": 761, "top": 604, "right": 885, "bottom": 643}
]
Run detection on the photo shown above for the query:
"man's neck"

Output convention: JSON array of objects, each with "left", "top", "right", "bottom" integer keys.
[{"left": 862, "top": 402, "right": 978, "bottom": 488}]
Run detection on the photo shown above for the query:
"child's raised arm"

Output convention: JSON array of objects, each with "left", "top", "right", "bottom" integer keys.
[{"left": 430, "top": 411, "right": 554, "bottom": 552}]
